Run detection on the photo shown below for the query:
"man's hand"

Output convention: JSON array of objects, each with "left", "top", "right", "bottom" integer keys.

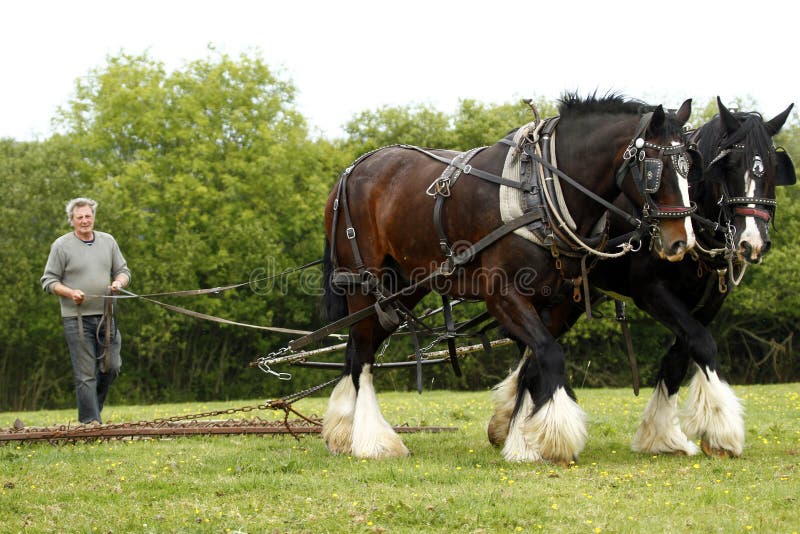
[
  {"left": 71, "top": 289, "right": 85, "bottom": 305},
  {"left": 110, "top": 280, "right": 123, "bottom": 293}
]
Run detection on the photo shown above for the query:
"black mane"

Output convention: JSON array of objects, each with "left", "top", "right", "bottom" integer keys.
[
  {"left": 695, "top": 111, "right": 775, "bottom": 170},
  {"left": 558, "top": 91, "right": 648, "bottom": 116}
]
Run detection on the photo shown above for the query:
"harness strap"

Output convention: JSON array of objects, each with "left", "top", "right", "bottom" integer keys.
[
  {"left": 338, "top": 171, "right": 366, "bottom": 273},
  {"left": 614, "top": 300, "right": 640, "bottom": 396},
  {"left": 451, "top": 210, "right": 541, "bottom": 267},
  {"left": 409, "top": 145, "right": 534, "bottom": 192},
  {"left": 524, "top": 146, "right": 642, "bottom": 229},
  {"left": 99, "top": 294, "right": 113, "bottom": 373},
  {"left": 691, "top": 267, "right": 725, "bottom": 314},
  {"left": 615, "top": 112, "right": 654, "bottom": 188},
  {"left": 290, "top": 210, "right": 542, "bottom": 352},
  {"left": 432, "top": 148, "right": 485, "bottom": 269},
  {"left": 406, "top": 316, "right": 424, "bottom": 393},
  {"left": 440, "top": 294, "right": 462, "bottom": 376}
]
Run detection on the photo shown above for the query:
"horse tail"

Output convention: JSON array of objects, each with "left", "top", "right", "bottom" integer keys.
[{"left": 321, "top": 237, "right": 348, "bottom": 322}]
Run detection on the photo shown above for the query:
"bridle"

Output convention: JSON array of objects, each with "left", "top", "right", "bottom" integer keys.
[
  {"left": 707, "top": 144, "right": 777, "bottom": 224},
  {"left": 615, "top": 112, "right": 699, "bottom": 222},
  {"left": 684, "top": 117, "right": 779, "bottom": 290}
]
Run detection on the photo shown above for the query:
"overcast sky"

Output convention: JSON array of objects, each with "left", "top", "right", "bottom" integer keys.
[{"left": 2, "top": 0, "right": 796, "bottom": 141}]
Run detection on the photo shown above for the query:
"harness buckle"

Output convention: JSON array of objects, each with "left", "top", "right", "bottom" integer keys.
[
  {"left": 425, "top": 177, "right": 451, "bottom": 197},
  {"left": 346, "top": 227, "right": 356, "bottom": 239}
]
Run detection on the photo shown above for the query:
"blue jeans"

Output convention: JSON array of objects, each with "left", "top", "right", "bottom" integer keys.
[{"left": 62, "top": 315, "right": 122, "bottom": 423}]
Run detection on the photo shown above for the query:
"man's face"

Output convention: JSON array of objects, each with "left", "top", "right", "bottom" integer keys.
[{"left": 70, "top": 205, "right": 95, "bottom": 239}]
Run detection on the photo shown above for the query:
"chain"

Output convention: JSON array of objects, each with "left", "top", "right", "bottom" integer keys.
[
  {"left": 376, "top": 337, "right": 390, "bottom": 361},
  {"left": 47, "top": 401, "right": 295, "bottom": 438},
  {"left": 419, "top": 335, "right": 446, "bottom": 356},
  {"left": 255, "top": 345, "right": 295, "bottom": 380},
  {"left": 10, "top": 376, "right": 345, "bottom": 442}
]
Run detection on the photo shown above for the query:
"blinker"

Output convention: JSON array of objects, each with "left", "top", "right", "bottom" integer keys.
[
  {"left": 642, "top": 159, "right": 663, "bottom": 193},
  {"left": 752, "top": 155, "right": 764, "bottom": 178}
]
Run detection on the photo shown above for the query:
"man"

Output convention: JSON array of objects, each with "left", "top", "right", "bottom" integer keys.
[{"left": 41, "top": 197, "right": 131, "bottom": 424}]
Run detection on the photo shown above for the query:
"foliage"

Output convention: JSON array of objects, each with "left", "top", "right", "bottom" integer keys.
[
  {"left": 1, "top": 386, "right": 799, "bottom": 532},
  {"left": 0, "top": 49, "right": 798, "bottom": 411},
  {"left": 1, "top": 51, "right": 341, "bottom": 410}
]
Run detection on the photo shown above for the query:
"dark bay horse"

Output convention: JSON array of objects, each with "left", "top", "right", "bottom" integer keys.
[
  {"left": 320, "top": 95, "right": 698, "bottom": 462},
  {"left": 489, "top": 98, "right": 795, "bottom": 459}
]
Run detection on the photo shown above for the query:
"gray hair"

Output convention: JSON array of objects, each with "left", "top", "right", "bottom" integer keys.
[{"left": 66, "top": 197, "right": 98, "bottom": 222}]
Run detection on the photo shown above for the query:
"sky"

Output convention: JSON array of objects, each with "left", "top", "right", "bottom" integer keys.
[{"left": 2, "top": 0, "right": 797, "bottom": 141}]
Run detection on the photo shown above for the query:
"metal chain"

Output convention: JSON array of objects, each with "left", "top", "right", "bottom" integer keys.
[
  {"left": 255, "top": 345, "right": 296, "bottom": 379},
  {"left": 13, "top": 376, "right": 343, "bottom": 441}
]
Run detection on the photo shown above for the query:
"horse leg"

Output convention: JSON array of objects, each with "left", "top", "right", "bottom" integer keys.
[
  {"left": 322, "top": 317, "right": 410, "bottom": 458},
  {"left": 488, "top": 301, "right": 582, "bottom": 450},
  {"left": 631, "top": 339, "right": 700, "bottom": 455},
  {"left": 681, "top": 350, "right": 744, "bottom": 458},
  {"left": 486, "top": 291, "right": 588, "bottom": 464},
  {"left": 488, "top": 354, "right": 527, "bottom": 447},
  {"left": 321, "top": 336, "right": 359, "bottom": 455},
  {"left": 632, "top": 287, "right": 743, "bottom": 457},
  {"left": 351, "top": 359, "right": 409, "bottom": 458},
  {"left": 322, "top": 284, "right": 429, "bottom": 458}
]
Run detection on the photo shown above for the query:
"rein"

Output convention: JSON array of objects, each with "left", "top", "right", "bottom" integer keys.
[{"left": 83, "top": 259, "right": 341, "bottom": 339}]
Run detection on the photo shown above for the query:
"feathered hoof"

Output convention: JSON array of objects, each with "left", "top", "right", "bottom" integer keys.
[
  {"left": 552, "top": 457, "right": 578, "bottom": 468},
  {"left": 351, "top": 436, "right": 409, "bottom": 459},
  {"left": 701, "top": 439, "right": 739, "bottom": 459},
  {"left": 487, "top": 415, "right": 507, "bottom": 448},
  {"left": 323, "top": 439, "right": 351, "bottom": 456}
]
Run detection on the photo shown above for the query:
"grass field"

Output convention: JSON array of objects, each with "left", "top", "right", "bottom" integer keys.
[{"left": 2, "top": 384, "right": 799, "bottom": 533}]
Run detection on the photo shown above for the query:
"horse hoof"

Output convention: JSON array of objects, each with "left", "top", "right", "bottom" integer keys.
[
  {"left": 487, "top": 418, "right": 507, "bottom": 448},
  {"left": 701, "top": 439, "right": 737, "bottom": 458}
]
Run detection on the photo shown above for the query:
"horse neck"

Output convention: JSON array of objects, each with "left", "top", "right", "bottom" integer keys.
[{"left": 554, "top": 115, "right": 635, "bottom": 233}]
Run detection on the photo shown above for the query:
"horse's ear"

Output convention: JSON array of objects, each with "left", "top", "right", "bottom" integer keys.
[
  {"left": 650, "top": 105, "right": 665, "bottom": 131},
  {"left": 717, "top": 97, "right": 740, "bottom": 135},
  {"left": 765, "top": 103, "right": 794, "bottom": 136},
  {"left": 676, "top": 99, "right": 692, "bottom": 126},
  {"left": 775, "top": 148, "right": 796, "bottom": 186}
]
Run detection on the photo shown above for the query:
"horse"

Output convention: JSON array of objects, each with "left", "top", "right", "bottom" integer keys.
[
  {"left": 488, "top": 98, "right": 795, "bottom": 459},
  {"left": 319, "top": 94, "right": 700, "bottom": 463}
]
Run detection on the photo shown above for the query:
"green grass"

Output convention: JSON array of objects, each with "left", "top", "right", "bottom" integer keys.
[{"left": 2, "top": 384, "right": 799, "bottom": 533}]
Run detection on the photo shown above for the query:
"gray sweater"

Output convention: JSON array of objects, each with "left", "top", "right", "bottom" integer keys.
[{"left": 41, "top": 231, "right": 131, "bottom": 317}]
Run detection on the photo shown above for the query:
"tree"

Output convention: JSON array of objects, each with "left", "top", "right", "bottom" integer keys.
[{"left": 0, "top": 136, "right": 84, "bottom": 409}]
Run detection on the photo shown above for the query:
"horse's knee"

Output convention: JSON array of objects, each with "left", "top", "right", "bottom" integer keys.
[
  {"left": 522, "top": 342, "right": 568, "bottom": 406},
  {"left": 686, "top": 331, "right": 718, "bottom": 371}
]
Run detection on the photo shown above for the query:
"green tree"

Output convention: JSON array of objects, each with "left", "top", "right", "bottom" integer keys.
[{"left": 0, "top": 135, "right": 84, "bottom": 409}]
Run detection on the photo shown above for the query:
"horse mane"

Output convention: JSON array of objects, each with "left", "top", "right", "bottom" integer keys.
[
  {"left": 557, "top": 91, "right": 648, "bottom": 117},
  {"left": 695, "top": 111, "right": 775, "bottom": 170},
  {"left": 556, "top": 92, "right": 686, "bottom": 139}
]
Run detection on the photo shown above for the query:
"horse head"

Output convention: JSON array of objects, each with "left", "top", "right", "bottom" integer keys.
[
  {"left": 697, "top": 98, "right": 795, "bottom": 263},
  {"left": 615, "top": 99, "right": 700, "bottom": 261}
]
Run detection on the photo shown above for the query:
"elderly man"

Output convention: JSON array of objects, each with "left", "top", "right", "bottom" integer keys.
[{"left": 41, "top": 197, "right": 131, "bottom": 424}]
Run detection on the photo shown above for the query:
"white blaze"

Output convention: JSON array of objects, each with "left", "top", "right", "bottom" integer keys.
[
  {"left": 679, "top": 174, "right": 696, "bottom": 249},
  {"left": 673, "top": 143, "right": 696, "bottom": 249},
  {"left": 739, "top": 171, "right": 764, "bottom": 257}
]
